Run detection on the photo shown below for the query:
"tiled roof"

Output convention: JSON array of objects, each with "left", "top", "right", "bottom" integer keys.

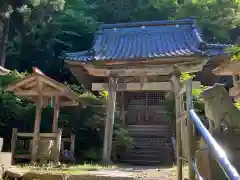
[{"left": 65, "top": 19, "right": 231, "bottom": 62}]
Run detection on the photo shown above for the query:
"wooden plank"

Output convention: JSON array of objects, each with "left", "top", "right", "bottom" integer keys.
[
  {"left": 17, "top": 133, "right": 57, "bottom": 138},
  {"left": 92, "top": 82, "right": 172, "bottom": 91},
  {"left": 15, "top": 154, "right": 31, "bottom": 159}
]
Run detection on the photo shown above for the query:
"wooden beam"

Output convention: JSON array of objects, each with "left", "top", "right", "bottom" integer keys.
[
  {"left": 92, "top": 81, "right": 201, "bottom": 91},
  {"left": 14, "top": 90, "right": 65, "bottom": 96},
  {"left": 83, "top": 60, "right": 205, "bottom": 77},
  {"left": 60, "top": 101, "right": 79, "bottom": 107},
  {"left": 92, "top": 82, "right": 172, "bottom": 91},
  {"left": 7, "top": 75, "right": 36, "bottom": 91}
]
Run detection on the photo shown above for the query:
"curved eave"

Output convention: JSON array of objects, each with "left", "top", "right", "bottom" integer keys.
[{"left": 65, "top": 54, "right": 204, "bottom": 66}]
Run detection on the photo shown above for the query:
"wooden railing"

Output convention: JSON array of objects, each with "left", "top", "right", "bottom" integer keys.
[
  {"left": 11, "top": 128, "right": 75, "bottom": 163},
  {"left": 176, "top": 79, "right": 240, "bottom": 180}
]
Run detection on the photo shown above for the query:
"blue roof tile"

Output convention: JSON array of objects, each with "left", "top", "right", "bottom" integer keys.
[{"left": 65, "top": 19, "right": 231, "bottom": 62}]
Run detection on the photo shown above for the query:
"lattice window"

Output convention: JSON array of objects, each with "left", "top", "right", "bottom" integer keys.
[
  {"left": 127, "top": 92, "right": 146, "bottom": 105},
  {"left": 147, "top": 91, "right": 166, "bottom": 105}
]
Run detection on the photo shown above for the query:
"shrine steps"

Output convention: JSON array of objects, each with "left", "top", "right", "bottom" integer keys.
[{"left": 119, "top": 125, "right": 173, "bottom": 166}]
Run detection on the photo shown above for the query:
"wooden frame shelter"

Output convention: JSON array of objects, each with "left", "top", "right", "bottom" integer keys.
[
  {"left": 6, "top": 68, "right": 79, "bottom": 163},
  {"left": 64, "top": 19, "right": 229, "bottom": 179}
]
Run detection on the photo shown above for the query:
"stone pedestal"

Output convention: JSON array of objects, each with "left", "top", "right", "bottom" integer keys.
[
  {"left": 0, "top": 152, "right": 12, "bottom": 167},
  {"left": 196, "top": 131, "right": 240, "bottom": 180}
]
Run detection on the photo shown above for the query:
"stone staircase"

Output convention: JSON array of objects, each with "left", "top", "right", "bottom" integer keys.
[{"left": 120, "top": 125, "right": 174, "bottom": 166}]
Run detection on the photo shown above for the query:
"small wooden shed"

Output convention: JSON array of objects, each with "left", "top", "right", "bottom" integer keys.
[{"left": 6, "top": 68, "right": 79, "bottom": 163}]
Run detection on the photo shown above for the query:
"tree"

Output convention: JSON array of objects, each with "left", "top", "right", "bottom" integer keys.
[{"left": 0, "top": 0, "right": 65, "bottom": 67}]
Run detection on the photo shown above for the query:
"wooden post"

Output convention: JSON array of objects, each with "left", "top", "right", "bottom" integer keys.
[
  {"left": 55, "top": 128, "right": 62, "bottom": 162},
  {"left": 186, "top": 78, "right": 196, "bottom": 180},
  {"left": 171, "top": 73, "right": 183, "bottom": 180},
  {"left": 232, "top": 75, "right": 239, "bottom": 86},
  {"left": 53, "top": 96, "right": 60, "bottom": 133},
  {"left": 70, "top": 134, "right": 75, "bottom": 153},
  {"left": 120, "top": 91, "right": 125, "bottom": 125},
  {"left": 31, "top": 81, "right": 43, "bottom": 164},
  {"left": 11, "top": 128, "right": 17, "bottom": 164},
  {"left": 102, "top": 77, "right": 117, "bottom": 163}
]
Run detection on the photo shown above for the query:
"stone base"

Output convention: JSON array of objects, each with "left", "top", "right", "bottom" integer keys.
[{"left": 0, "top": 152, "right": 12, "bottom": 167}]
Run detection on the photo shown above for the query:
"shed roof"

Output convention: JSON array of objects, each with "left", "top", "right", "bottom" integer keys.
[
  {"left": 6, "top": 69, "right": 80, "bottom": 107},
  {"left": 65, "top": 19, "right": 230, "bottom": 62}
]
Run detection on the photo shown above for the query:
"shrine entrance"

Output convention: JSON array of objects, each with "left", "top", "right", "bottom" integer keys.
[{"left": 124, "top": 91, "right": 169, "bottom": 125}]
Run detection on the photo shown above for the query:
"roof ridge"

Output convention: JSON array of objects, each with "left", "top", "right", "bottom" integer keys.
[{"left": 99, "top": 18, "right": 196, "bottom": 30}]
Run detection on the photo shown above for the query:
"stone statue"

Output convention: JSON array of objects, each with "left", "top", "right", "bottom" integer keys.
[{"left": 200, "top": 83, "right": 240, "bottom": 133}]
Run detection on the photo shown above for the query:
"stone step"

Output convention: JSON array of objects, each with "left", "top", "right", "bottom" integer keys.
[
  {"left": 128, "top": 131, "right": 171, "bottom": 137},
  {"left": 132, "top": 143, "right": 172, "bottom": 149},
  {"left": 119, "top": 159, "right": 172, "bottom": 166},
  {"left": 127, "top": 125, "right": 170, "bottom": 132},
  {"left": 133, "top": 138, "right": 171, "bottom": 145},
  {"left": 122, "top": 152, "right": 172, "bottom": 161}
]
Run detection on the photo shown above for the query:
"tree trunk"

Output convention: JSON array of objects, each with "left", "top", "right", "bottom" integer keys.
[{"left": 0, "top": 17, "right": 10, "bottom": 67}]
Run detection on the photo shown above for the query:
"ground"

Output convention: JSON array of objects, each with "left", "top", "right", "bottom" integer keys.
[{"left": 2, "top": 163, "right": 189, "bottom": 180}]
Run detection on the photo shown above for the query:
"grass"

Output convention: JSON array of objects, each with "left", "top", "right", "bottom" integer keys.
[
  {"left": 10, "top": 163, "right": 189, "bottom": 179},
  {"left": 14, "top": 163, "right": 116, "bottom": 175}
]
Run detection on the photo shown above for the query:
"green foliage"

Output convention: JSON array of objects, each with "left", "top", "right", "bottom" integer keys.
[
  {"left": 226, "top": 45, "right": 240, "bottom": 61},
  {"left": 0, "top": 70, "right": 28, "bottom": 87}
]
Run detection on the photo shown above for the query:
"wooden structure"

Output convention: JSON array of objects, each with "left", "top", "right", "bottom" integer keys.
[
  {"left": 7, "top": 68, "right": 79, "bottom": 163},
  {"left": 65, "top": 19, "right": 229, "bottom": 173}
]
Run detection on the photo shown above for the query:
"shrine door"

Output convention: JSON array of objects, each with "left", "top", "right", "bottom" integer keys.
[{"left": 125, "top": 91, "right": 170, "bottom": 125}]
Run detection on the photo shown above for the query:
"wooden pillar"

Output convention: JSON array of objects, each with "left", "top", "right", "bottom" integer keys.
[
  {"left": 55, "top": 128, "right": 62, "bottom": 162},
  {"left": 120, "top": 91, "right": 125, "bottom": 125},
  {"left": 186, "top": 78, "right": 196, "bottom": 180},
  {"left": 70, "top": 134, "right": 75, "bottom": 153},
  {"left": 11, "top": 128, "right": 17, "bottom": 164},
  {"left": 102, "top": 77, "right": 117, "bottom": 163},
  {"left": 52, "top": 96, "right": 60, "bottom": 133},
  {"left": 171, "top": 73, "right": 183, "bottom": 180},
  {"left": 232, "top": 75, "right": 239, "bottom": 86},
  {"left": 31, "top": 82, "right": 43, "bottom": 164}
]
